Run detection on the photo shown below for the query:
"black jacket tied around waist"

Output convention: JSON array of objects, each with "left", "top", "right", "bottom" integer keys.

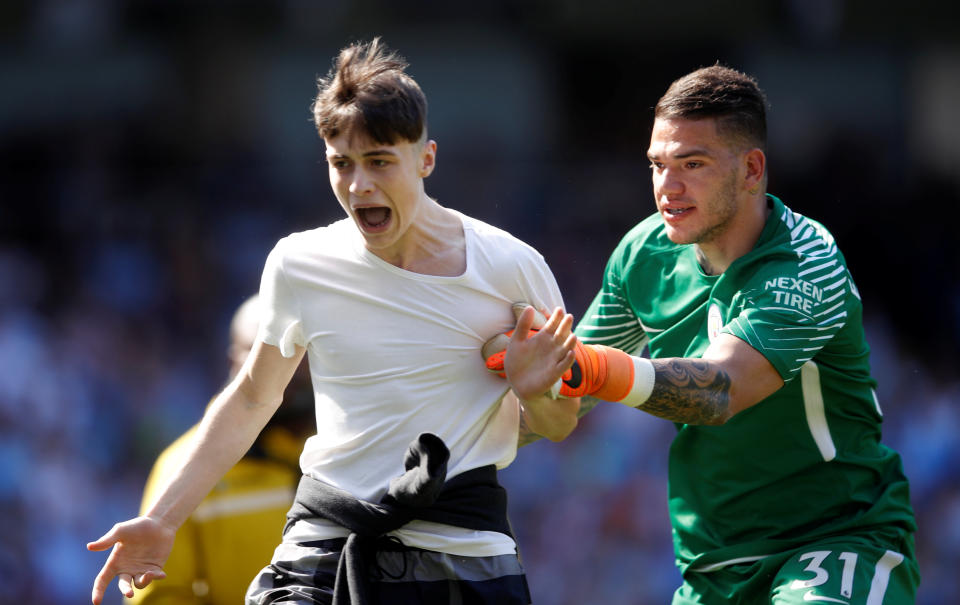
[{"left": 285, "top": 433, "right": 514, "bottom": 604}]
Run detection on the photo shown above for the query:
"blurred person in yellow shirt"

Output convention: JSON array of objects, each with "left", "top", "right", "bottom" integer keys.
[{"left": 131, "top": 295, "right": 314, "bottom": 605}]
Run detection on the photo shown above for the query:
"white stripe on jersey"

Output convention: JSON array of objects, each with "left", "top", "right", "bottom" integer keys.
[
  {"left": 865, "top": 550, "right": 905, "bottom": 605},
  {"left": 801, "top": 361, "right": 837, "bottom": 461}
]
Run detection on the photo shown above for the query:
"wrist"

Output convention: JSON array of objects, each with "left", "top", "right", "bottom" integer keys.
[
  {"left": 586, "top": 346, "right": 654, "bottom": 407},
  {"left": 616, "top": 356, "right": 655, "bottom": 407},
  {"left": 142, "top": 511, "right": 182, "bottom": 537}
]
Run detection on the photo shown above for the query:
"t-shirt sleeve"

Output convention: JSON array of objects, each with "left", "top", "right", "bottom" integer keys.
[
  {"left": 722, "top": 268, "right": 852, "bottom": 383},
  {"left": 515, "top": 249, "right": 566, "bottom": 315},
  {"left": 257, "top": 241, "right": 306, "bottom": 358}
]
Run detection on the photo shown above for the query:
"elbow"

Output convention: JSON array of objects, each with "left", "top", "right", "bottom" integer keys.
[
  {"left": 703, "top": 390, "right": 765, "bottom": 426},
  {"left": 703, "top": 408, "right": 735, "bottom": 426},
  {"left": 688, "top": 396, "right": 736, "bottom": 426},
  {"left": 523, "top": 396, "right": 580, "bottom": 442},
  {"left": 543, "top": 414, "right": 578, "bottom": 442}
]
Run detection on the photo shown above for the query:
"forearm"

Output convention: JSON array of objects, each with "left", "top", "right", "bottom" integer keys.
[
  {"left": 582, "top": 351, "right": 734, "bottom": 425},
  {"left": 516, "top": 391, "right": 579, "bottom": 443},
  {"left": 143, "top": 380, "right": 281, "bottom": 528},
  {"left": 519, "top": 396, "right": 597, "bottom": 447},
  {"left": 644, "top": 358, "right": 732, "bottom": 425},
  {"left": 570, "top": 333, "right": 789, "bottom": 425}
]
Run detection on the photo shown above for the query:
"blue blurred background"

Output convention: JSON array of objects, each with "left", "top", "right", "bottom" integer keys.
[{"left": 1, "top": 1, "right": 958, "bottom": 603}]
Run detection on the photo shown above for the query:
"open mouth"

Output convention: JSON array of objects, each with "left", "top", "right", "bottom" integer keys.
[
  {"left": 356, "top": 207, "right": 392, "bottom": 230},
  {"left": 664, "top": 207, "right": 692, "bottom": 216}
]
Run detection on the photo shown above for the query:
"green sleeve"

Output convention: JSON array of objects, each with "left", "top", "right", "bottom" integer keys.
[{"left": 722, "top": 266, "right": 854, "bottom": 382}]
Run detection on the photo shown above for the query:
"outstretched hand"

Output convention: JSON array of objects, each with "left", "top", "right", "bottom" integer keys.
[
  {"left": 87, "top": 516, "right": 176, "bottom": 604},
  {"left": 504, "top": 306, "right": 577, "bottom": 401}
]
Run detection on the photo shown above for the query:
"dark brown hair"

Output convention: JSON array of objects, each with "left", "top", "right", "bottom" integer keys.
[
  {"left": 655, "top": 65, "right": 768, "bottom": 150},
  {"left": 311, "top": 38, "right": 427, "bottom": 145}
]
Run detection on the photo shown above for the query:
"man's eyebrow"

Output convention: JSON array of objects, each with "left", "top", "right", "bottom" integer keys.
[
  {"left": 326, "top": 149, "right": 399, "bottom": 159},
  {"left": 647, "top": 148, "right": 712, "bottom": 160}
]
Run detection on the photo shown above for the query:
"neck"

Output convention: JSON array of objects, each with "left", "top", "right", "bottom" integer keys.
[
  {"left": 695, "top": 194, "right": 770, "bottom": 275},
  {"left": 371, "top": 198, "right": 466, "bottom": 276}
]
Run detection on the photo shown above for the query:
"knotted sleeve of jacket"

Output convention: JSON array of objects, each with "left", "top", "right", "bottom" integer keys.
[{"left": 285, "top": 433, "right": 512, "bottom": 605}]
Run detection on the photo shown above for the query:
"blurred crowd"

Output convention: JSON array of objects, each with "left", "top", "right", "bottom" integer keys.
[{"left": 1, "top": 2, "right": 958, "bottom": 604}]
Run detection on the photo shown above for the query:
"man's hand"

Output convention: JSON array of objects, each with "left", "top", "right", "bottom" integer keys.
[
  {"left": 503, "top": 306, "right": 578, "bottom": 401},
  {"left": 483, "top": 304, "right": 593, "bottom": 399},
  {"left": 484, "top": 306, "right": 650, "bottom": 406},
  {"left": 87, "top": 516, "right": 176, "bottom": 604}
]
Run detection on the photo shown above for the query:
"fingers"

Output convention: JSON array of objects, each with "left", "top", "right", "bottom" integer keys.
[
  {"left": 86, "top": 526, "right": 119, "bottom": 552},
  {"left": 541, "top": 306, "right": 563, "bottom": 333},
  {"left": 91, "top": 564, "right": 112, "bottom": 604},
  {"left": 537, "top": 308, "right": 576, "bottom": 358},
  {"left": 511, "top": 302, "right": 547, "bottom": 328},
  {"left": 509, "top": 305, "right": 573, "bottom": 342},
  {"left": 510, "top": 305, "right": 536, "bottom": 342},
  {"left": 135, "top": 570, "right": 164, "bottom": 589},
  {"left": 559, "top": 334, "right": 578, "bottom": 370},
  {"left": 89, "top": 524, "right": 123, "bottom": 603},
  {"left": 119, "top": 569, "right": 166, "bottom": 597},
  {"left": 90, "top": 561, "right": 164, "bottom": 604},
  {"left": 88, "top": 521, "right": 165, "bottom": 603},
  {"left": 506, "top": 304, "right": 577, "bottom": 366},
  {"left": 481, "top": 333, "right": 510, "bottom": 371},
  {"left": 118, "top": 573, "right": 136, "bottom": 598},
  {"left": 556, "top": 311, "right": 575, "bottom": 343}
]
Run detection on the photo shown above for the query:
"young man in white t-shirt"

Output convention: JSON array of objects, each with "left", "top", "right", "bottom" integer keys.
[{"left": 88, "top": 38, "right": 579, "bottom": 605}]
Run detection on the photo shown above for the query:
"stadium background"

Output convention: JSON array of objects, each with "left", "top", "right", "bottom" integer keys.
[{"left": 1, "top": 1, "right": 958, "bottom": 603}]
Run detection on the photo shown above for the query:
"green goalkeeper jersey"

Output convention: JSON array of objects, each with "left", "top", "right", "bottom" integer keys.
[{"left": 576, "top": 195, "right": 916, "bottom": 574}]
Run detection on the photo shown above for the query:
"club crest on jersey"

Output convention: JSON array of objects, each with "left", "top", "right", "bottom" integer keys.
[{"left": 707, "top": 304, "right": 724, "bottom": 343}]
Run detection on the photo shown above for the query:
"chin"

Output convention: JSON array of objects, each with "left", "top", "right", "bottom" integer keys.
[{"left": 664, "top": 227, "right": 694, "bottom": 245}]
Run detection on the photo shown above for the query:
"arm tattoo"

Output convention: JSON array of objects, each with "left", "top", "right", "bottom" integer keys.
[
  {"left": 577, "top": 395, "right": 602, "bottom": 419},
  {"left": 644, "top": 358, "right": 732, "bottom": 425}
]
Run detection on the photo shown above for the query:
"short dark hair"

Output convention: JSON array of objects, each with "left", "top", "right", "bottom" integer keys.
[
  {"left": 655, "top": 65, "right": 768, "bottom": 150},
  {"left": 311, "top": 38, "right": 427, "bottom": 145}
]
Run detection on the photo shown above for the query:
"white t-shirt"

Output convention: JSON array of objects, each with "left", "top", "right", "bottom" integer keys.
[{"left": 257, "top": 210, "right": 564, "bottom": 556}]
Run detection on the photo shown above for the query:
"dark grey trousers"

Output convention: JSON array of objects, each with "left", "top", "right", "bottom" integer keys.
[{"left": 245, "top": 538, "right": 531, "bottom": 605}]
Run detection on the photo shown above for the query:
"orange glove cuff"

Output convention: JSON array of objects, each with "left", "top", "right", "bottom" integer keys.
[{"left": 589, "top": 345, "right": 636, "bottom": 402}]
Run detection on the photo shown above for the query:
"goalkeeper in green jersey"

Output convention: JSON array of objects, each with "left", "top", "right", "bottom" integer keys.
[{"left": 490, "top": 66, "right": 919, "bottom": 604}]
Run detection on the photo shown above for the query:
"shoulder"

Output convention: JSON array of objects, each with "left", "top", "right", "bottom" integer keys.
[
  {"left": 459, "top": 211, "right": 547, "bottom": 263},
  {"left": 273, "top": 219, "right": 353, "bottom": 255},
  {"left": 751, "top": 198, "right": 849, "bottom": 280},
  {"left": 266, "top": 218, "right": 356, "bottom": 268},
  {"left": 774, "top": 201, "right": 840, "bottom": 255},
  {"left": 459, "top": 212, "right": 535, "bottom": 247},
  {"left": 736, "top": 198, "right": 859, "bottom": 311}
]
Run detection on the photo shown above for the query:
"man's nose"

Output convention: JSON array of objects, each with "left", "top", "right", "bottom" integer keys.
[
  {"left": 349, "top": 168, "right": 374, "bottom": 195},
  {"left": 657, "top": 168, "right": 683, "bottom": 196}
]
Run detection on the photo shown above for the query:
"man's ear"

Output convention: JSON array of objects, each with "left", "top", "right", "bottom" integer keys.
[
  {"left": 743, "top": 148, "right": 765, "bottom": 194},
  {"left": 419, "top": 140, "right": 437, "bottom": 178}
]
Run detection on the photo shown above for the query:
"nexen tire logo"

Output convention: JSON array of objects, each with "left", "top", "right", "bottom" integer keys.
[{"left": 707, "top": 304, "right": 723, "bottom": 343}]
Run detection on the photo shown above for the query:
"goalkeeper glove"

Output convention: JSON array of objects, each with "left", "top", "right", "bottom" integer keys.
[{"left": 482, "top": 303, "right": 654, "bottom": 405}]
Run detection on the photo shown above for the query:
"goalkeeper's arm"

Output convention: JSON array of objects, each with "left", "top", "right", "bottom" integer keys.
[
  {"left": 486, "top": 307, "right": 784, "bottom": 426},
  {"left": 547, "top": 337, "right": 784, "bottom": 425}
]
